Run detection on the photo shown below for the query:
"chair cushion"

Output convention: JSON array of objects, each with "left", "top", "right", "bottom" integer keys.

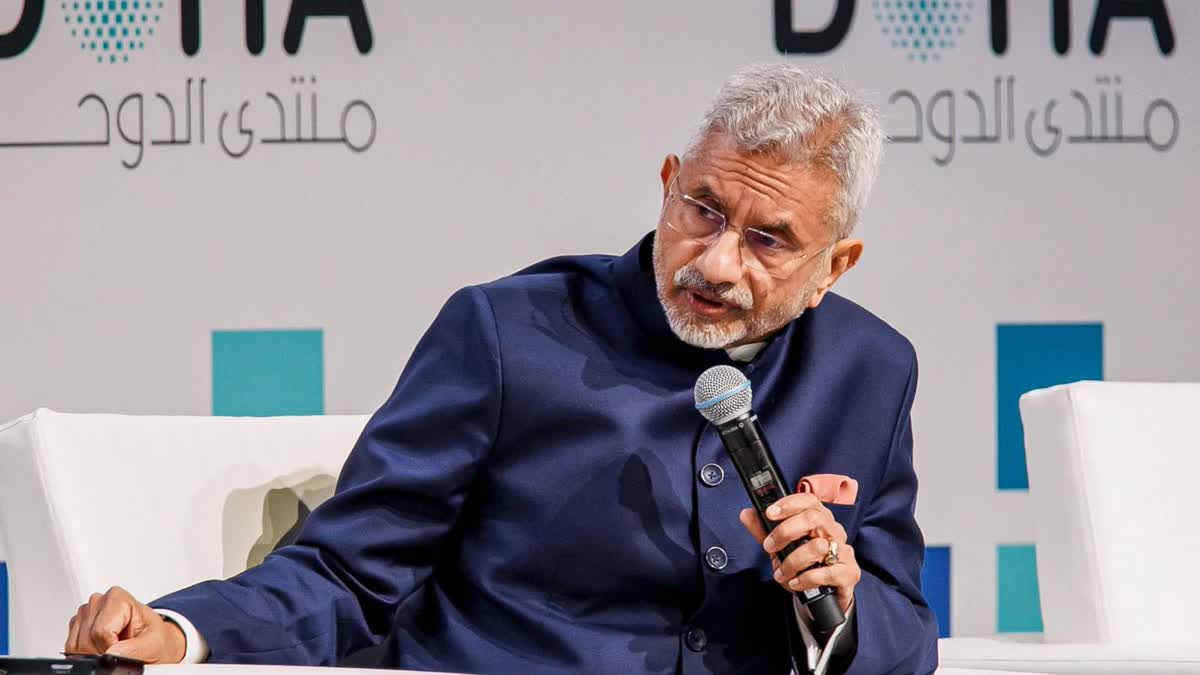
[{"left": 941, "top": 637, "right": 1200, "bottom": 674}]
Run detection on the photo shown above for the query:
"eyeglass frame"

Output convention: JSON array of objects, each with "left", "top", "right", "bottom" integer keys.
[{"left": 660, "top": 171, "right": 836, "bottom": 280}]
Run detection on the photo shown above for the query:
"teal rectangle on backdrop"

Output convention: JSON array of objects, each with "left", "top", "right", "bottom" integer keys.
[
  {"left": 997, "top": 543, "right": 1043, "bottom": 633},
  {"left": 996, "top": 323, "right": 1103, "bottom": 490},
  {"left": 212, "top": 330, "right": 324, "bottom": 416}
]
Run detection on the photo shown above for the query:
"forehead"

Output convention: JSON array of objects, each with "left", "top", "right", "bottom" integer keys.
[{"left": 683, "top": 134, "right": 837, "bottom": 238}]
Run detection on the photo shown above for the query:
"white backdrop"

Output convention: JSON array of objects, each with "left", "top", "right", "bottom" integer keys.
[{"left": 1, "top": 1, "right": 1197, "bottom": 640}]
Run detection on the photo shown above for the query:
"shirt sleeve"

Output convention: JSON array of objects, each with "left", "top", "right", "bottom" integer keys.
[
  {"left": 791, "top": 596, "right": 856, "bottom": 675},
  {"left": 154, "top": 609, "right": 210, "bottom": 664}
]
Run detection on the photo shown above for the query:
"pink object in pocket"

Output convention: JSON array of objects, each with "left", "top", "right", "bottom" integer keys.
[{"left": 797, "top": 474, "right": 858, "bottom": 505}]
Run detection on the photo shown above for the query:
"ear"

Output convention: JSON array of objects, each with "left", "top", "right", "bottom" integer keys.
[
  {"left": 660, "top": 154, "right": 680, "bottom": 199},
  {"left": 807, "top": 239, "right": 863, "bottom": 309}
]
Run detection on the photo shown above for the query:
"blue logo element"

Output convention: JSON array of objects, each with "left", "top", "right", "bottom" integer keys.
[
  {"left": 996, "top": 323, "right": 1103, "bottom": 490},
  {"left": 873, "top": 0, "right": 972, "bottom": 62},
  {"left": 61, "top": 0, "right": 161, "bottom": 65},
  {"left": 212, "top": 330, "right": 325, "bottom": 417}
]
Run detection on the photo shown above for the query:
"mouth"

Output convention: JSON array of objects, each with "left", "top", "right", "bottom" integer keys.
[{"left": 682, "top": 289, "right": 739, "bottom": 317}]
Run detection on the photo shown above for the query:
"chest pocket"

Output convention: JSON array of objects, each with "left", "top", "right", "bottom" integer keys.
[{"left": 824, "top": 502, "right": 862, "bottom": 543}]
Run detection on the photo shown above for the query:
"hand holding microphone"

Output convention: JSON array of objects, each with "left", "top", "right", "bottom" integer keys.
[
  {"left": 738, "top": 494, "right": 860, "bottom": 620},
  {"left": 694, "top": 366, "right": 858, "bottom": 632}
]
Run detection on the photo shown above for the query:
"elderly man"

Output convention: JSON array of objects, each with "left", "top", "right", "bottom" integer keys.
[{"left": 65, "top": 64, "right": 938, "bottom": 674}]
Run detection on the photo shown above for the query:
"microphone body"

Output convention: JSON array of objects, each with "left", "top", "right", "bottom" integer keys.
[
  {"left": 714, "top": 410, "right": 846, "bottom": 633},
  {"left": 693, "top": 365, "right": 844, "bottom": 634}
]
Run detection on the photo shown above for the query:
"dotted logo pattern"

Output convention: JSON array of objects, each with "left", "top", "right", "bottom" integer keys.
[
  {"left": 61, "top": 0, "right": 162, "bottom": 65},
  {"left": 873, "top": 0, "right": 973, "bottom": 63}
]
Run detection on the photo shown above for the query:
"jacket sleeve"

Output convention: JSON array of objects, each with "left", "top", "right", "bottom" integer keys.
[
  {"left": 836, "top": 354, "right": 940, "bottom": 675},
  {"left": 151, "top": 286, "right": 502, "bottom": 664}
]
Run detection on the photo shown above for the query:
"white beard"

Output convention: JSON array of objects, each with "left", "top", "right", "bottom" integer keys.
[{"left": 652, "top": 234, "right": 821, "bottom": 350}]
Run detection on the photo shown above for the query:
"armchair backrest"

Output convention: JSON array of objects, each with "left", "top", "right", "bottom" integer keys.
[
  {"left": 1020, "top": 382, "right": 1200, "bottom": 644},
  {"left": 0, "top": 409, "right": 368, "bottom": 656}
]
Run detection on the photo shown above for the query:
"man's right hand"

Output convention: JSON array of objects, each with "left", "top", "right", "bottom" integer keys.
[{"left": 64, "top": 586, "right": 186, "bottom": 663}]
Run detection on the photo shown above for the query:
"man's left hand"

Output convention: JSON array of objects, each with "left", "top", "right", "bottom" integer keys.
[{"left": 738, "top": 493, "right": 859, "bottom": 613}]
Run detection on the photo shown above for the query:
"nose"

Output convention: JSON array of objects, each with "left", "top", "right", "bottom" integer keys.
[{"left": 693, "top": 230, "right": 744, "bottom": 286}]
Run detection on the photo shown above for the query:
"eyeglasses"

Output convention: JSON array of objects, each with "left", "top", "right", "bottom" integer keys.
[{"left": 662, "top": 173, "right": 833, "bottom": 280}]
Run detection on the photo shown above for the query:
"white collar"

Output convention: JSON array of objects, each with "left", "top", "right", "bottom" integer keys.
[{"left": 724, "top": 342, "right": 767, "bottom": 363}]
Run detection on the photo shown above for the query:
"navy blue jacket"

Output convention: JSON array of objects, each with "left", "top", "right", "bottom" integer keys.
[{"left": 155, "top": 234, "right": 939, "bottom": 673}]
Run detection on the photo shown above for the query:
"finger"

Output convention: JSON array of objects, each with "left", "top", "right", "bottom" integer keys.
[
  {"left": 88, "top": 594, "right": 133, "bottom": 654},
  {"left": 821, "top": 520, "right": 848, "bottom": 546},
  {"left": 76, "top": 593, "right": 106, "bottom": 654},
  {"left": 797, "top": 511, "right": 848, "bottom": 549},
  {"left": 114, "top": 612, "right": 185, "bottom": 664},
  {"left": 738, "top": 508, "right": 769, "bottom": 544},
  {"left": 762, "top": 510, "right": 828, "bottom": 554},
  {"left": 107, "top": 633, "right": 159, "bottom": 662},
  {"left": 775, "top": 537, "right": 832, "bottom": 582},
  {"left": 763, "top": 493, "right": 822, "bottom": 522},
  {"left": 787, "top": 557, "right": 861, "bottom": 595},
  {"left": 66, "top": 606, "right": 86, "bottom": 654},
  {"left": 118, "top": 600, "right": 152, "bottom": 642},
  {"left": 787, "top": 544, "right": 860, "bottom": 605}
]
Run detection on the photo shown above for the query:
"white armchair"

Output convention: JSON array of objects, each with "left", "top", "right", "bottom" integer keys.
[
  {"left": 941, "top": 382, "right": 1200, "bottom": 673},
  {"left": 0, "top": 408, "right": 368, "bottom": 657}
]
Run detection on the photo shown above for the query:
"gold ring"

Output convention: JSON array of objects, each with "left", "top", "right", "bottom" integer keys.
[{"left": 824, "top": 539, "right": 839, "bottom": 565}]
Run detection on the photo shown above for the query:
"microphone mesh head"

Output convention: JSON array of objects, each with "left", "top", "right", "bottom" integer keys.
[{"left": 694, "top": 365, "right": 754, "bottom": 425}]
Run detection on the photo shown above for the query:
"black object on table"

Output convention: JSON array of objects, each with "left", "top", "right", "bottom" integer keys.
[{"left": 0, "top": 654, "right": 144, "bottom": 675}]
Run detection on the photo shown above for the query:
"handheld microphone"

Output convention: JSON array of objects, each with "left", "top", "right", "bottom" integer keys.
[{"left": 693, "top": 365, "right": 845, "bottom": 633}]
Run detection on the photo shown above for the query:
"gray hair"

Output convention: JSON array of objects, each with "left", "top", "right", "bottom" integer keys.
[{"left": 685, "top": 63, "right": 885, "bottom": 239}]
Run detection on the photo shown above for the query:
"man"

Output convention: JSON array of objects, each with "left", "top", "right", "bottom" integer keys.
[{"left": 65, "top": 64, "right": 938, "bottom": 674}]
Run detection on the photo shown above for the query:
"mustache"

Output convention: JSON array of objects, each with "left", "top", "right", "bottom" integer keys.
[{"left": 673, "top": 265, "right": 754, "bottom": 310}]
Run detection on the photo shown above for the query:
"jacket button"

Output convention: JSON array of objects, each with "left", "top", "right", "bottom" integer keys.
[
  {"left": 685, "top": 627, "right": 708, "bottom": 652},
  {"left": 705, "top": 546, "right": 729, "bottom": 571},
  {"left": 699, "top": 463, "right": 725, "bottom": 487}
]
